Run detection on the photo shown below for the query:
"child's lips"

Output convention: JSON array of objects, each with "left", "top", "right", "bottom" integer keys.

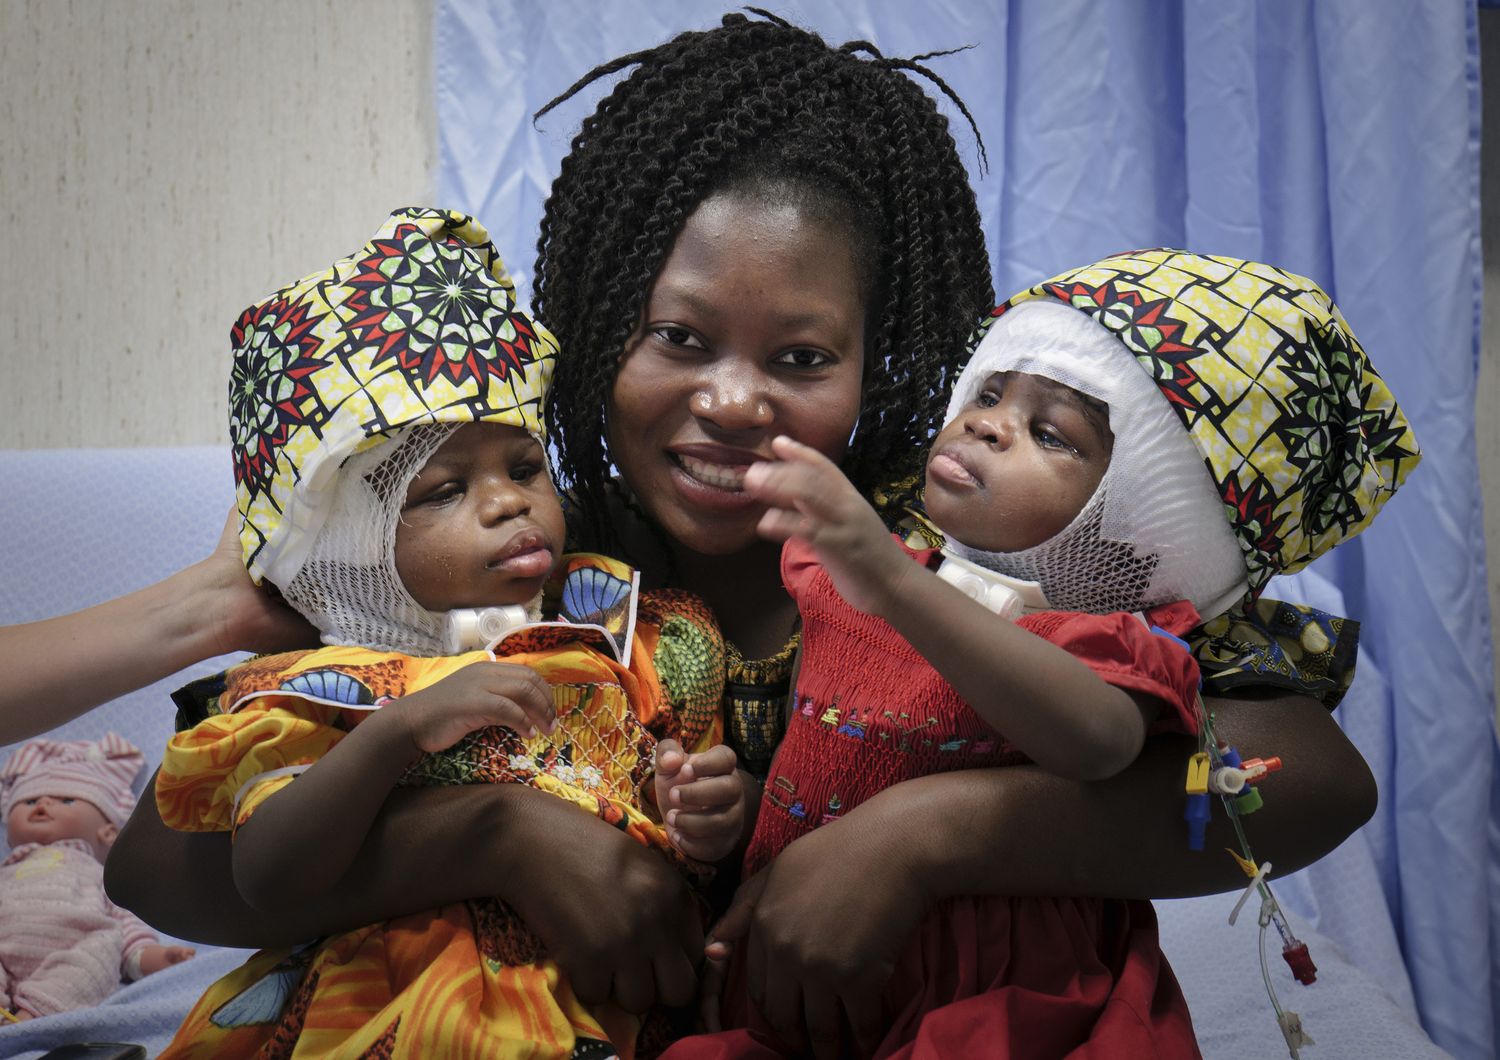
[
  {"left": 488, "top": 529, "right": 554, "bottom": 578},
  {"left": 928, "top": 447, "right": 983, "bottom": 488}
]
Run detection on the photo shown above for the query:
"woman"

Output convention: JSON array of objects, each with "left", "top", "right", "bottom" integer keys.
[{"left": 90, "top": 12, "right": 1373, "bottom": 1056}]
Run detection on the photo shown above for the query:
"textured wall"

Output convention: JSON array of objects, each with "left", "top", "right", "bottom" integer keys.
[{"left": 0, "top": 0, "right": 433, "bottom": 448}]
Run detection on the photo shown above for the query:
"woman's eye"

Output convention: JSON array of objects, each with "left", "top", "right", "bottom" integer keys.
[
  {"left": 652, "top": 326, "right": 706, "bottom": 350},
  {"left": 976, "top": 391, "right": 1000, "bottom": 408},
  {"left": 775, "top": 348, "right": 832, "bottom": 369}
]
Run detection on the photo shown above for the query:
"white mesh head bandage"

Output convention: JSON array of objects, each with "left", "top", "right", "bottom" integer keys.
[
  {"left": 940, "top": 299, "right": 1248, "bottom": 618},
  {"left": 280, "top": 425, "right": 459, "bottom": 655}
]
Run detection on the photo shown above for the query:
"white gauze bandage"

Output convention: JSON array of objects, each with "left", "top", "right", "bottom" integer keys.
[
  {"left": 939, "top": 299, "right": 1248, "bottom": 618},
  {"left": 277, "top": 424, "right": 545, "bottom": 656}
]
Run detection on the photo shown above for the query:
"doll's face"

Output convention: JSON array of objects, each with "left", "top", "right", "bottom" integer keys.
[{"left": 6, "top": 795, "right": 116, "bottom": 860}]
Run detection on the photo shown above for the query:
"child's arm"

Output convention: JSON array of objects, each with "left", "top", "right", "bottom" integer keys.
[
  {"left": 232, "top": 659, "right": 556, "bottom": 912},
  {"left": 744, "top": 435, "right": 1158, "bottom": 782},
  {"left": 652, "top": 740, "right": 754, "bottom": 863}
]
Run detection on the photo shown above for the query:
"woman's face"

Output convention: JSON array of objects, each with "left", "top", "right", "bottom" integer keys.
[{"left": 607, "top": 191, "right": 867, "bottom": 558}]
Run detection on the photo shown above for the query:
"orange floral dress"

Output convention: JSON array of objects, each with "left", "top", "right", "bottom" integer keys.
[{"left": 156, "top": 559, "right": 723, "bottom": 1060}]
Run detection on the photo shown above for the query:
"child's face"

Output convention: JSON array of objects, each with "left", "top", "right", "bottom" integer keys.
[
  {"left": 394, "top": 423, "right": 567, "bottom": 611},
  {"left": 7, "top": 794, "right": 115, "bottom": 857},
  {"left": 924, "top": 371, "right": 1113, "bottom": 553}
]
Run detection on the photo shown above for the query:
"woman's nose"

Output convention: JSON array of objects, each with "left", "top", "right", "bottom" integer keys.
[{"left": 690, "top": 365, "right": 773, "bottom": 432}]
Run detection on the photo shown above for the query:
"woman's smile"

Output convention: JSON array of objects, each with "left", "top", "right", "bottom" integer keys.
[{"left": 606, "top": 189, "right": 867, "bottom": 558}]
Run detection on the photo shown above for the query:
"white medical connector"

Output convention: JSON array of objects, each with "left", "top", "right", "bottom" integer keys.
[
  {"left": 443, "top": 605, "right": 530, "bottom": 654},
  {"left": 934, "top": 550, "right": 1049, "bottom": 620}
]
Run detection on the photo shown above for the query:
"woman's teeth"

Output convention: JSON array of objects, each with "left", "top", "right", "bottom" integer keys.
[{"left": 678, "top": 454, "right": 747, "bottom": 491}]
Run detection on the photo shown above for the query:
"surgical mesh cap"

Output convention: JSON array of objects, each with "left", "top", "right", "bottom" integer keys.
[
  {"left": 941, "top": 299, "right": 1249, "bottom": 619},
  {"left": 228, "top": 206, "right": 558, "bottom": 649},
  {"left": 946, "top": 249, "right": 1420, "bottom": 617}
]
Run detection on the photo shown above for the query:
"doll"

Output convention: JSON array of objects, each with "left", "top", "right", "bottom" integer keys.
[{"left": 0, "top": 735, "right": 192, "bottom": 1019}]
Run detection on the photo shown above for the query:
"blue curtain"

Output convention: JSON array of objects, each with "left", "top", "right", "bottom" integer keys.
[{"left": 435, "top": 2, "right": 1492, "bottom": 1054}]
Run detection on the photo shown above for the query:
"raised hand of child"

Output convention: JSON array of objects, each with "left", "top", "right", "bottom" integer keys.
[
  {"left": 653, "top": 739, "right": 745, "bottom": 863},
  {"left": 743, "top": 435, "right": 915, "bottom": 617},
  {"left": 138, "top": 943, "right": 196, "bottom": 976},
  {"left": 394, "top": 660, "right": 556, "bottom": 755}
]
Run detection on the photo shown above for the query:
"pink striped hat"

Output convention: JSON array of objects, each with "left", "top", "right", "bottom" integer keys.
[{"left": 0, "top": 734, "right": 144, "bottom": 828}]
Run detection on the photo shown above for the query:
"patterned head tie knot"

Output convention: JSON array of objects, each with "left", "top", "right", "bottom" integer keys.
[
  {"left": 979, "top": 249, "right": 1420, "bottom": 599},
  {"left": 230, "top": 207, "right": 558, "bottom": 589}
]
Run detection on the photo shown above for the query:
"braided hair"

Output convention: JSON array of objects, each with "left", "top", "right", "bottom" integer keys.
[{"left": 534, "top": 9, "right": 994, "bottom": 550}]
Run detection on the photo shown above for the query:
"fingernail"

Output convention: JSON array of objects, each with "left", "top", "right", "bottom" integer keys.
[{"left": 667, "top": 809, "right": 678, "bottom": 827}]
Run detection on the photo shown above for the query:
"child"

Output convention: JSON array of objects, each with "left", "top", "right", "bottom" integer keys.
[
  {"left": 0, "top": 735, "right": 193, "bottom": 1020},
  {"left": 155, "top": 207, "right": 747, "bottom": 1059},
  {"left": 689, "top": 249, "right": 1419, "bottom": 1058}
]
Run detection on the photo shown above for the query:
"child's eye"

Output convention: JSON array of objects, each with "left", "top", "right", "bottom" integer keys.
[
  {"left": 651, "top": 326, "right": 707, "bottom": 350},
  {"left": 411, "top": 482, "right": 463, "bottom": 508},
  {"left": 1033, "top": 426, "right": 1077, "bottom": 453},
  {"left": 774, "top": 348, "right": 832, "bottom": 369},
  {"left": 510, "top": 463, "right": 542, "bottom": 483}
]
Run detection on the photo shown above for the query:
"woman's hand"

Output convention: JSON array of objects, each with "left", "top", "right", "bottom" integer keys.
[
  {"left": 201, "top": 504, "right": 318, "bottom": 656},
  {"left": 503, "top": 806, "right": 706, "bottom": 1012},
  {"left": 737, "top": 819, "right": 928, "bottom": 1058}
]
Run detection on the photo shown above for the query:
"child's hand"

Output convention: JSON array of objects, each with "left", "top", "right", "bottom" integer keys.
[
  {"left": 743, "top": 435, "right": 914, "bottom": 617},
  {"left": 653, "top": 740, "right": 745, "bottom": 863},
  {"left": 395, "top": 660, "right": 556, "bottom": 755},
  {"left": 138, "top": 943, "right": 196, "bottom": 976}
]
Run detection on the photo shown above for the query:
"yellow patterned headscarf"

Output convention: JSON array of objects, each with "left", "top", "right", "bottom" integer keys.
[
  {"left": 984, "top": 249, "right": 1420, "bottom": 598},
  {"left": 230, "top": 207, "right": 558, "bottom": 587}
]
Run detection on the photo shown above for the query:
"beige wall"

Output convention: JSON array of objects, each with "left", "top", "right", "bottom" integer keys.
[{"left": 0, "top": 0, "right": 433, "bottom": 448}]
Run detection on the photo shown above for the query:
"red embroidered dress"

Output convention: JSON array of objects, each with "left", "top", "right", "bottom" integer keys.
[{"left": 688, "top": 539, "right": 1206, "bottom": 1059}]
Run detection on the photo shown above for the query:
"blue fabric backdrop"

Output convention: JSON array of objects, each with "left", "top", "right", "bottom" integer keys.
[{"left": 435, "top": 2, "right": 1493, "bottom": 1055}]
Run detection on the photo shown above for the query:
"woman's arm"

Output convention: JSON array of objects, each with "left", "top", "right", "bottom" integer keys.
[
  {"left": 106, "top": 770, "right": 705, "bottom": 1010},
  {"left": 0, "top": 508, "right": 313, "bottom": 744},
  {"left": 735, "top": 690, "right": 1374, "bottom": 1051}
]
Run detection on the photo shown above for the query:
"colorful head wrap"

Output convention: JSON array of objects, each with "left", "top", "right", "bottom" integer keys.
[
  {"left": 231, "top": 206, "right": 558, "bottom": 589},
  {"left": 976, "top": 249, "right": 1420, "bottom": 600}
]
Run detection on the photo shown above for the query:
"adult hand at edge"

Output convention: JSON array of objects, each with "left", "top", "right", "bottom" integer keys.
[
  {"left": 204, "top": 504, "right": 318, "bottom": 656},
  {"left": 502, "top": 803, "right": 705, "bottom": 1012},
  {"left": 743, "top": 818, "right": 926, "bottom": 1059}
]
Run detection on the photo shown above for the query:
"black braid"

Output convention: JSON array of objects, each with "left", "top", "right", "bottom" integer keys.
[{"left": 533, "top": 9, "right": 994, "bottom": 553}]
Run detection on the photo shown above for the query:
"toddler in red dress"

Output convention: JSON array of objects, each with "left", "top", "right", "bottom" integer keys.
[{"left": 676, "top": 250, "right": 1420, "bottom": 1059}]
